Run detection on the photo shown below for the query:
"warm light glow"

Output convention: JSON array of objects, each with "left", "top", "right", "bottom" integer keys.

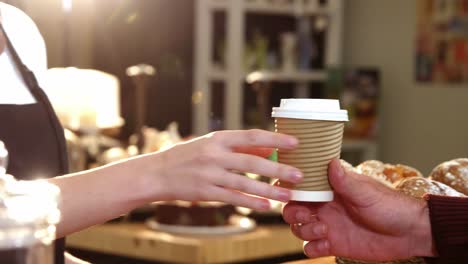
[
  {"left": 42, "top": 68, "right": 124, "bottom": 130},
  {"left": 246, "top": 71, "right": 264, "bottom": 84},
  {"left": 62, "top": 0, "right": 73, "bottom": 12},
  {"left": 239, "top": 217, "right": 252, "bottom": 228},
  {"left": 245, "top": 173, "right": 260, "bottom": 180},
  {"left": 236, "top": 206, "right": 252, "bottom": 215},
  {"left": 126, "top": 13, "right": 138, "bottom": 24},
  {"left": 126, "top": 64, "right": 156, "bottom": 76},
  {"left": 0, "top": 141, "right": 7, "bottom": 175},
  {"left": 192, "top": 91, "right": 203, "bottom": 105},
  {"left": 5, "top": 180, "right": 60, "bottom": 224}
]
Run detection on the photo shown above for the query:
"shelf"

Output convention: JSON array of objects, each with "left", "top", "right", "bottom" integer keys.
[
  {"left": 193, "top": 0, "right": 343, "bottom": 135},
  {"left": 209, "top": 0, "right": 331, "bottom": 16},
  {"left": 246, "top": 70, "right": 327, "bottom": 83},
  {"left": 208, "top": 68, "right": 327, "bottom": 83}
]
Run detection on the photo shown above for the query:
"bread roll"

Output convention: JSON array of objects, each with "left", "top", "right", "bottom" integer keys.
[
  {"left": 356, "top": 160, "right": 423, "bottom": 187},
  {"left": 395, "top": 177, "right": 465, "bottom": 199},
  {"left": 428, "top": 158, "right": 468, "bottom": 195},
  {"left": 356, "top": 160, "right": 393, "bottom": 187},
  {"left": 383, "top": 164, "right": 423, "bottom": 184},
  {"left": 340, "top": 159, "right": 357, "bottom": 173}
]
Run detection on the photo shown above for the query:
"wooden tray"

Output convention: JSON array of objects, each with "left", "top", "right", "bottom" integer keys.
[{"left": 67, "top": 223, "right": 305, "bottom": 263}]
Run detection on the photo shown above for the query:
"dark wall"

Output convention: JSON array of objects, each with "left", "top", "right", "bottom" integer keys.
[{"left": 92, "top": 0, "right": 194, "bottom": 137}]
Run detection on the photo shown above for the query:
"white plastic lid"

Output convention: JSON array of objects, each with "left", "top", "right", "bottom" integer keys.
[
  {"left": 291, "top": 190, "right": 334, "bottom": 202},
  {"left": 272, "top": 99, "right": 348, "bottom": 121}
]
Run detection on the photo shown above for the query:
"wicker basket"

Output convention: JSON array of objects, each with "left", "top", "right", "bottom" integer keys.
[{"left": 335, "top": 257, "right": 426, "bottom": 264}]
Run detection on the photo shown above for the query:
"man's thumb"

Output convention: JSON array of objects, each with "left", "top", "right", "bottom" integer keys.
[
  {"left": 328, "top": 159, "right": 379, "bottom": 203},
  {"left": 328, "top": 159, "right": 349, "bottom": 194}
]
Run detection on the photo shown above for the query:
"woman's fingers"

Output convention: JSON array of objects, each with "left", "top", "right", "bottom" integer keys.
[
  {"left": 213, "top": 170, "right": 292, "bottom": 202},
  {"left": 303, "top": 239, "right": 332, "bottom": 258},
  {"left": 232, "top": 146, "right": 274, "bottom": 158},
  {"left": 220, "top": 153, "right": 302, "bottom": 183},
  {"left": 207, "top": 186, "right": 271, "bottom": 211},
  {"left": 213, "top": 129, "right": 298, "bottom": 150}
]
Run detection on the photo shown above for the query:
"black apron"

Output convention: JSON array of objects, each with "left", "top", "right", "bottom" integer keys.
[{"left": 0, "top": 22, "right": 67, "bottom": 264}]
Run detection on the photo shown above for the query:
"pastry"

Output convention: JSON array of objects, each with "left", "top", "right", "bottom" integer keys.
[
  {"left": 428, "top": 158, "right": 468, "bottom": 195},
  {"left": 356, "top": 160, "right": 423, "bottom": 188},
  {"left": 340, "top": 159, "right": 358, "bottom": 173},
  {"left": 356, "top": 160, "right": 393, "bottom": 187},
  {"left": 383, "top": 164, "right": 423, "bottom": 185},
  {"left": 395, "top": 177, "right": 465, "bottom": 199}
]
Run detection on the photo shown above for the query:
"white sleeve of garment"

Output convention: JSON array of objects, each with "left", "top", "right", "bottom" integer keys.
[{"left": 0, "top": 3, "right": 48, "bottom": 75}]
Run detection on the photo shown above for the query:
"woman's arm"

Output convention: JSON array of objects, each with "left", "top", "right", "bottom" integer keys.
[
  {"left": 48, "top": 154, "right": 158, "bottom": 237},
  {"left": 49, "top": 129, "right": 302, "bottom": 237}
]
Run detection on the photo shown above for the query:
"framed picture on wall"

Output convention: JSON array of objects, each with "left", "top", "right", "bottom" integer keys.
[
  {"left": 416, "top": 0, "right": 468, "bottom": 83},
  {"left": 340, "top": 69, "right": 380, "bottom": 139}
]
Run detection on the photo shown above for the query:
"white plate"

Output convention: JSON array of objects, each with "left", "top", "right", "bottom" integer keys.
[{"left": 145, "top": 215, "right": 256, "bottom": 236}]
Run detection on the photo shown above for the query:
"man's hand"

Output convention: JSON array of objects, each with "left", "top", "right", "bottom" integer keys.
[{"left": 282, "top": 159, "right": 435, "bottom": 261}]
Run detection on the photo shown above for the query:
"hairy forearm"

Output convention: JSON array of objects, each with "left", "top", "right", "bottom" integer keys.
[{"left": 48, "top": 154, "right": 163, "bottom": 238}]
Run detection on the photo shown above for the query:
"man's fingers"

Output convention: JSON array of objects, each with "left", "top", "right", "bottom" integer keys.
[
  {"left": 303, "top": 240, "right": 331, "bottom": 259},
  {"left": 293, "top": 221, "right": 328, "bottom": 241},
  {"left": 282, "top": 201, "right": 321, "bottom": 224}
]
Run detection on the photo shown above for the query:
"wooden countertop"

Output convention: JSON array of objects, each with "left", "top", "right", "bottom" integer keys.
[{"left": 67, "top": 223, "right": 317, "bottom": 263}]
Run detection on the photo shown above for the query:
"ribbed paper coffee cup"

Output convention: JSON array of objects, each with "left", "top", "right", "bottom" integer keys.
[{"left": 272, "top": 99, "right": 348, "bottom": 202}]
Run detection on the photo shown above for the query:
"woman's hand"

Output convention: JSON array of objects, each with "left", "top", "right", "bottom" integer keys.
[
  {"left": 282, "top": 159, "right": 435, "bottom": 261},
  {"left": 141, "top": 129, "right": 302, "bottom": 211}
]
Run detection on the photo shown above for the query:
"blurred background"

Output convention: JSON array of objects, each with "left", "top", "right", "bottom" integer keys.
[
  {"left": 3, "top": 0, "right": 468, "bottom": 263},
  {"left": 6, "top": 0, "right": 468, "bottom": 173}
]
